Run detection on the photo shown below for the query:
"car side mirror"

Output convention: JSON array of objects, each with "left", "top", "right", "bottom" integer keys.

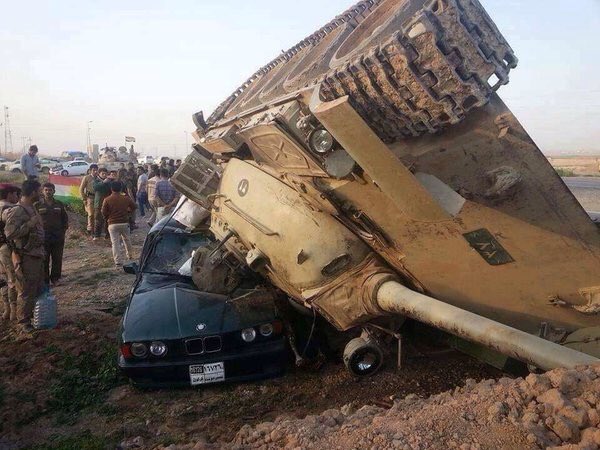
[{"left": 123, "top": 262, "right": 138, "bottom": 275}]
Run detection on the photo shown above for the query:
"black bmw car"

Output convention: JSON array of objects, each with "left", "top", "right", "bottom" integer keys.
[{"left": 118, "top": 219, "right": 288, "bottom": 387}]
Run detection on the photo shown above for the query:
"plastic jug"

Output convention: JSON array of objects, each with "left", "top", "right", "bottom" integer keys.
[{"left": 33, "top": 288, "right": 57, "bottom": 329}]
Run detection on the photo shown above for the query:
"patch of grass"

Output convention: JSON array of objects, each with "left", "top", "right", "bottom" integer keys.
[
  {"left": 29, "top": 432, "right": 113, "bottom": 450},
  {"left": 46, "top": 342, "right": 124, "bottom": 424},
  {"left": 78, "top": 270, "right": 113, "bottom": 287},
  {"left": 97, "top": 403, "right": 119, "bottom": 416},
  {"left": 14, "top": 390, "right": 36, "bottom": 403},
  {"left": 41, "top": 344, "right": 62, "bottom": 355},
  {"left": 0, "top": 171, "right": 49, "bottom": 184},
  {"left": 555, "top": 167, "right": 575, "bottom": 177},
  {"left": 65, "top": 201, "right": 86, "bottom": 217}
]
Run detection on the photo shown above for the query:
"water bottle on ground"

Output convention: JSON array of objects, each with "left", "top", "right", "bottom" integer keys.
[{"left": 33, "top": 287, "right": 57, "bottom": 330}]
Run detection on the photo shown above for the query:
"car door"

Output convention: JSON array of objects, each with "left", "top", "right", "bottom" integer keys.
[{"left": 71, "top": 161, "right": 87, "bottom": 175}]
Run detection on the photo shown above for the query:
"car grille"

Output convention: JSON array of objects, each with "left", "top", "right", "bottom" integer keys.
[
  {"left": 185, "top": 336, "right": 222, "bottom": 355},
  {"left": 204, "top": 336, "right": 222, "bottom": 353}
]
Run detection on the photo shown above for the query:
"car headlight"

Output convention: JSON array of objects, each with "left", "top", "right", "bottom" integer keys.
[
  {"left": 241, "top": 328, "right": 256, "bottom": 343},
  {"left": 259, "top": 323, "right": 273, "bottom": 337},
  {"left": 149, "top": 341, "right": 168, "bottom": 357},
  {"left": 130, "top": 342, "right": 148, "bottom": 358},
  {"left": 309, "top": 129, "right": 335, "bottom": 154}
]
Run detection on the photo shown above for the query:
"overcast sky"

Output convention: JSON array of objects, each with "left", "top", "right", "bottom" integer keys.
[{"left": 0, "top": 0, "right": 598, "bottom": 157}]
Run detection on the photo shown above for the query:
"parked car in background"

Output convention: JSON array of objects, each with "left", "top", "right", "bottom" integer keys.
[
  {"left": 50, "top": 160, "right": 91, "bottom": 176},
  {"left": 6, "top": 158, "right": 61, "bottom": 174},
  {"left": 118, "top": 218, "right": 288, "bottom": 388},
  {"left": 60, "top": 150, "right": 88, "bottom": 160},
  {"left": 39, "top": 159, "right": 61, "bottom": 173},
  {"left": 7, "top": 160, "right": 22, "bottom": 173},
  {"left": 138, "top": 155, "right": 154, "bottom": 165}
]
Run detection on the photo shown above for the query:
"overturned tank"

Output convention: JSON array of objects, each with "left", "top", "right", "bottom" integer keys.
[{"left": 173, "top": 0, "right": 600, "bottom": 374}]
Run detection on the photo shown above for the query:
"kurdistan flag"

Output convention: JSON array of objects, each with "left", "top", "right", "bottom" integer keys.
[{"left": 49, "top": 174, "right": 84, "bottom": 209}]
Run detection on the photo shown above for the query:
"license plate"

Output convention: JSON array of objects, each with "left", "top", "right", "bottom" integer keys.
[{"left": 189, "top": 362, "right": 225, "bottom": 386}]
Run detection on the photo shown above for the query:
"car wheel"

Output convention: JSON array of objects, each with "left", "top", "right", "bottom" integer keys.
[{"left": 60, "top": 170, "right": 69, "bottom": 177}]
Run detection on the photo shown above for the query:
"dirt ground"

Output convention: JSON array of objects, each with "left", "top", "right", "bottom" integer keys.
[{"left": 0, "top": 180, "right": 597, "bottom": 449}]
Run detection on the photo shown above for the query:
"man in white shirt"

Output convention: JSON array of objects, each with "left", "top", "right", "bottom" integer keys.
[{"left": 136, "top": 166, "right": 150, "bottom": 217}]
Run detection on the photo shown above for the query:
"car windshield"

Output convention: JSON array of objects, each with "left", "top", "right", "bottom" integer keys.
[{"left": 142, "top": 231, "right": 210, "bottom": 276}]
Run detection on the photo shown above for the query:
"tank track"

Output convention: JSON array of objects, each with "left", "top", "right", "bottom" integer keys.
[{"left": 207, "top": 0, "right": 517, "bottom": 143}]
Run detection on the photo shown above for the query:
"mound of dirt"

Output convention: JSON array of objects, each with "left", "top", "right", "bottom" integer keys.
[{"left": 158, "top": 365, "right": 600, "bottom": 450}]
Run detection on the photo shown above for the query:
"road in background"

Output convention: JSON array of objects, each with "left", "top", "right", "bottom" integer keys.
[{"left": 563, "top": 177, "right": 600, "bottom": 216}]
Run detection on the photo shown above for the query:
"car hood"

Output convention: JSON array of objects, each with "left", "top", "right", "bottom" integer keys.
[{"left": 122, "top": 283, "right": 278, "bottom": 342}]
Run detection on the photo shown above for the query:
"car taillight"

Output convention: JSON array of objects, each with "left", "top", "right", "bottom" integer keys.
[{"left": 120, "top": 344, "right": 133, "bottom": 359}]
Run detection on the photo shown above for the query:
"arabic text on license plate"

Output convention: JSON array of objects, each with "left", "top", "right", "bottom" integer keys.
[{"left": 189, "top": 362, "right": 225, "bottom": 386}]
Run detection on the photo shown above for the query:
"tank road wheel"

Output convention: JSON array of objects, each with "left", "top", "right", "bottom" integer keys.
[
  {"left": 321, "top": 0, "right": 518, "bottom": 141},
  {"left": 60, "top": 170, "right": 69, "bottom": 177},
  {"left": 343, "top": 337, "right": 384, "bottom": 377}
]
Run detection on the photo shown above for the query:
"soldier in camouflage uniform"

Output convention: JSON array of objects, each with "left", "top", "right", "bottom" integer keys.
[
  {"left": 3, "top": 180, "right": 45, "bottom": 333},
  {"left": 79, "top": 163, "right": 98, "bottom": 234},
  {"left": 0, "top": 185, "right": 20, "bottom": 321}
]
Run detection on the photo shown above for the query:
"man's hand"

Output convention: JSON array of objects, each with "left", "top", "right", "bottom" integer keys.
[{"left": 27, "top": 214, "right": 42, "bottom": 228}]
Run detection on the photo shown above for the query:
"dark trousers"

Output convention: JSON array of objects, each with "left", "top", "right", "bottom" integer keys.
[
  {"left": 137, "top": 192, "right": 150, "bottom": 217},
  {"left": 44, "top": 239, "right": 65, "bottom": 283},
  {"left": 94, "top": 207, "right": 108, "bottom": 238}
]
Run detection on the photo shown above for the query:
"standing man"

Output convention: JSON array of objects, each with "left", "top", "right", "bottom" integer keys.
[
  {"left": 0, "top": 185, "right": 20, "bottom": 322},
  {"left": 146, "top": 164, "right": 160, "bottom": 227},
  {"left": 174, "top": 159, "right": 182, "bottom": 172},
  {"left": 167, "top": 159, "right": 176, "bottom": 177},
  {"left": 155, "top": 168, "right": 180, "bottom": 221},
  {"left": 93, "top": 168, "right": 112, "bottom": 241},
  {"left": 3, "top": 180, "right": 45, "bottom": 333},
  {"left": 20, "top": 145, "right": 40, "bottom": 180},
  {"left": 136, "top": 166, "right": 149, "bottom": 217},
  {"left": 79, "top": 164, "right": 99, "bottom": 235},
  {"left": 35, "top": 183, "right": 68, "bottom": 286},
  {"left": 101, "top": 181, "right": 136, "bottom": 267}
]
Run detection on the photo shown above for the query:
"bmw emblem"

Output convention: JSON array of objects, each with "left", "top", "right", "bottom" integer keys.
[
  {"left": 196, "top": 323, "right": 206, "bottom": 331},
  {"left": 238, "top": 179, "right": 249, "bottom": 197}
]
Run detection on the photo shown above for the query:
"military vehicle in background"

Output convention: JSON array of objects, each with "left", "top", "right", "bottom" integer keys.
[
  {"left": 95, "top": 145, "right": 138, "bottom": 171},
  {"left": 173, "top": 0, "right": 600, "bottom": 375}
]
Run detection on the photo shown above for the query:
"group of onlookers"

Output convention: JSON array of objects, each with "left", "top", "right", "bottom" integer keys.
[
  {"left": 0, "top": 177, "right": 68, "bottom": 333},
  {"left": 80, "top": 159, "right": 181, "bottom": 267},
  {"left": 0, "top": 146, "right": 183, "bottom": 333}
]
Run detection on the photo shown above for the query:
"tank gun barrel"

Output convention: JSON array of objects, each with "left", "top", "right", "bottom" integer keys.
[{"left": 376, "top": 281, "right": 599, "bottom": 371}]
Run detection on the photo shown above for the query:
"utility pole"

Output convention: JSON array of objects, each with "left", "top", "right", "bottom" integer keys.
[
  {"left": 4, "top": 107, "right": 13, "bottom": 155},
  {"left": 86, "top": 121, "right": 93, "bottom": 158}
]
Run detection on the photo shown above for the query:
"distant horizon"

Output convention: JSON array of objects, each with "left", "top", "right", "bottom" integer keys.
[{"left": 1, "top": 0, "right": 598, "bottom": 157}]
